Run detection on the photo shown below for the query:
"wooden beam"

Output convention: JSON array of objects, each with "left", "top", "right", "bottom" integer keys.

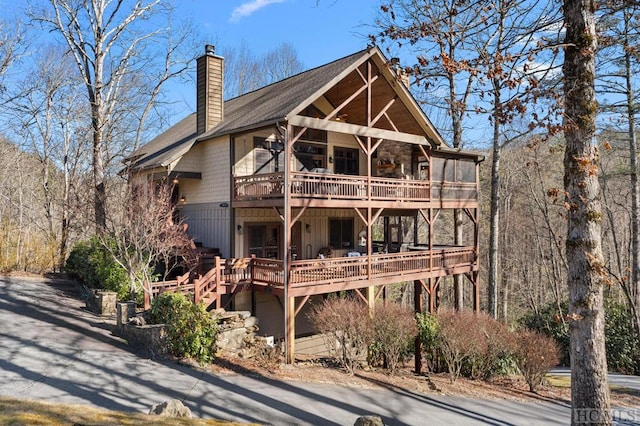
[
  {"left": 464, "top": 208, "right": 478, "bottom": 224},
  {"left": 294, "top": 294, "right": 311, "bottom": 318},
  {"left": 286, "top": 295, "right": 295, "bottom": 363},
  {"left": 372, "top": 208, "right": 384, "bottom": 223},
  {"left": 354, "top": 135, "right": 368, "bottom": 154},
  {"left": 374, "top": 285, "right": 386, "bottom": 301},
  {"left": 287, "top": 116, "right": 429, "bottom": 146},
  {"left": 290, "top": 126, "right": 306, "bottom": 145},
  {"left": 418, "top": 209, "right": 431, "bottom": 224},
  {"left": 419, "top": 145, "right": 430, "bottom": 160},
  {"left": 371, "top": 97, "right": 396, "bottom": 127},
  {"left": 291, "top": 206, "right": 307, "bottom": 225},
  {"left": 324, "top": 77, "right": 377, "bottom": 122},
  {"left": 168, "top": 171, "right": 202, "bottom": 180},
  {"left": 371, "top": 137, "right": 385, "bottom": 153},
  {"left": 366, "top": 285, "right": 376, "bottom": 313},
  {"left": 354, "top": 208, "right": 367, "bottom": 225},
  {"left": 272, "top": 206, "right": 284, "bottom": 222},
  {"left": 383, "top": 112, "right": 399, "bottom": 132},
  {"left": 354, "top": 288, "right": 368, "bottom": 305},
  {"left": 429, "top": 278, "right": 437, "bottom": 314},
  {"left": 414, "top": 279, "right": 423, "bottom": 374}
]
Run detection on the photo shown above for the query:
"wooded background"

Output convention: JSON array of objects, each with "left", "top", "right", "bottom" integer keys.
[{"left": 0, "top": 0, "right": 638, "bottom": 343}]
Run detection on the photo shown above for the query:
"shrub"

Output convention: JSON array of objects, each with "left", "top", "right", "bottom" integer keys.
[
  {"left": 514, "top": 329, "right": 560, "bottom": 392},
  {"left": 308, "top": 295, "right": 374, "bottom": 374},
  {"left": 521, "top": 299, "right": 640, "bottom": 375},
  {"left": 519, "top": 301, "right": 570, "bottom": 366},
  {"left": 436, "top": 310, "right": 487, "bottom": 383},
  {"left": 149, "top": 292, "right": 218, "bottom": 364},
  {"left": 605, "top": 300, "right": 640, "bottom": 375},
  {"left": 416, "top": 312, "right": 442, "bottom": 373},
  {"left": 65, "top": 237, "right": 129, "bottom": 300},
  {"left": 464, "top": 314, "right": 516, "bottom": 380},
  {"left": 370, "top": 302, "right": 417, "bottom": 374}
]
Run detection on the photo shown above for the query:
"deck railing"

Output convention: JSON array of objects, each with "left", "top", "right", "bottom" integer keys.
[
  {"left": 234, "top": 171, "right": 475, "bottom": 203},
  {"left": 145, "top": 246, "right": 476, "bottom": 307},
  {"left": 245, "top": 246, "right": 476, "bottom": 288}
]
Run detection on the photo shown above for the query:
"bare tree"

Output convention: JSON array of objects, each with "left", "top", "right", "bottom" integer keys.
[
  {"left": 373, "top": 0, "right": 486, "bottom": 311},
  {"left": 563, "top": 0, "right": 611, "bottom": 421},
  {"left": 33, "top": 0, "right": 196, "bottom": 232},
  {"left": 104, "top": 180, "right": 195, "bottom": 300},
  {"left": 0, "top": 16, "right": 26, "bottom": 92},
  {"left": 0, "top": 138, "right": 51, "bottom": 272},
  {"left": 223, "top": 41, "right": 304, "bottom": 99},
  {"left": 473, "top": 0, "right": 561, "bottom": 319},
  {"left": 597, "top": 0, "right": 640, "bottom": 338},
  {"left": 4, "top": 46, "right": 87, "bottom": 270}
]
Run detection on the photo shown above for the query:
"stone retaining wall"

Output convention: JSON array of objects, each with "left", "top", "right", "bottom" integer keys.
[
  {"left": 114, "top": 302, "right": 167, "bottom": 358},
  {"left": 211, "top": 309, "right": 260, "bottom": 353},
  {"left": 86, "top": 290, "right": 117, "bottom": 316},
  {"left": 113, "top": 303, "right": 263, "bottom": 358}
]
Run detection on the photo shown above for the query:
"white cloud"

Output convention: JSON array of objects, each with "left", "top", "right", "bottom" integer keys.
[{"left": 230, "top": 0, "right": 286, "bottom": 22}]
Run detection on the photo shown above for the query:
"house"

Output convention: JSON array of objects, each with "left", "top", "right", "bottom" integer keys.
[{"left": 126, "top": 45, "right": 483, "bottom": 363}]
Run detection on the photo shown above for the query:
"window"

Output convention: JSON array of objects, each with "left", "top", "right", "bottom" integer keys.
[
  {"left": 253, "top": 137, "right": 283, "bottom": 173},
  {"left": 247, "top": 224, "right": 280, "bottom": 259},
  {"left": 329, "top": 218, "right": 354, "bottom": 249},
  {"left": 333, "top": 147, "right": 359, "bottom": 175},
  {"left": 294, "top": 142, "right": 326, "bottom": 171}
]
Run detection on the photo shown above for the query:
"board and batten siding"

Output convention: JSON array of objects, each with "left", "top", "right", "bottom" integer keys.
[{"left": 179, "top": 202, "right": 231, "bottom": 256}]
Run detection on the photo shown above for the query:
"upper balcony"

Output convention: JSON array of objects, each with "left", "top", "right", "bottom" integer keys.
[{"left": 233, "top": 171, "right": 478, "bottom": 209}]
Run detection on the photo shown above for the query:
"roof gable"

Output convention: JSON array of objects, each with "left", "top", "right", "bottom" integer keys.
[{"left": 129, "top": 46, "right": 445, "bottom": 172}]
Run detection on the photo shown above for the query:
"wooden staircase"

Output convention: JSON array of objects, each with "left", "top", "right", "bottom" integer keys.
[{"left": 144, "top": 257, "right": 252, "bottom": 310}]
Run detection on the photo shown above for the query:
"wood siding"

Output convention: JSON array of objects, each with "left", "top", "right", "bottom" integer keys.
[
  {"left": 196, "top": 52, "right": 224, "bottom": 135},
  {"left": 179, "top": 202, "right": 231, "bottom": 256}
]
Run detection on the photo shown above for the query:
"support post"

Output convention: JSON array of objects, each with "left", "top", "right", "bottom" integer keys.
[
  {"left": 429, "top": 278, "right": 436, "bottom": 314},
  {"left": 473, "top": 272, "right": 480, "bottom": 313},
  {"left": 366, "top": 285, "right": 375, "bottom": 313},
  {"left": 286, "top": 295, "right": 296, "bottom": 363},
  {"left": 414, "top": 279, "right": 423, "bottom": 374}
]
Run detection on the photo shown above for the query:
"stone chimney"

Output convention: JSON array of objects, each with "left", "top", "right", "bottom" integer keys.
[{"left": 196, "top": 44, "right": 224, "bottom": 135}]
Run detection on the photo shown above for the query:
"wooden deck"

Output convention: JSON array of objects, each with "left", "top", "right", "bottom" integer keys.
[
  {"left": 233, "top": 172, "right": 478, "bottom": 209},
  {"left": 145, "top": 246, "right": 477, "bottom": 308}
]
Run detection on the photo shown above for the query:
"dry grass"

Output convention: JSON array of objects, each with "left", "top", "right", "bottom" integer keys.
[{"left": 0, "top": 397, "right": 249, "bottom": 426}]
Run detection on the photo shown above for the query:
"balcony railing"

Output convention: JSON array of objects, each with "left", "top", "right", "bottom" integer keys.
[
  {"left": 234, "top": 171, "right": 477, "bottom": 203},
  {"left": 250, "top": 246, "right": 477, "bottom": 289},
  {"left": 146, "top": 246, "right": 477, "bottom": 307}
]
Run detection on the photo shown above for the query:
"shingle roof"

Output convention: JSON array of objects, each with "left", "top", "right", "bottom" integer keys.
[
  {"left": 204, "top": 49, "right": 367, "bottom": 138},
  {"left": 128, "top": 48, "right": 371, "bottom": 171},
  {"left": 126, "top": 113, "right": 197, "bottom": 171}
]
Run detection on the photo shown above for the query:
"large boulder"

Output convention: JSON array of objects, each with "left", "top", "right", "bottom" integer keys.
[
  {"left": 149, "top": 399, "right": 192, "bottom": 418},
  {"left": 354, "top": 415, "right": 385, "bottom": 426}
]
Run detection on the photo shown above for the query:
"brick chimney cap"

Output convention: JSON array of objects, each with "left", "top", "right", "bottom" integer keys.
[{"left": 205, "top": 44, "right": 215, "bottom": 56}]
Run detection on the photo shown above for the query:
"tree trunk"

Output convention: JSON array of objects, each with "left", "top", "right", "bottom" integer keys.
[
  {"left": 92, "top": 86, "right": 106, "bottom": 233},
  {"left": 488, "top": 116, "right": 501, "bottom": 319},
  {"left": 623, "top": 10, "right": 640, "bottom": 338},
  {"left": 563, "top": 0, "right": 611, "bottom": 423}
]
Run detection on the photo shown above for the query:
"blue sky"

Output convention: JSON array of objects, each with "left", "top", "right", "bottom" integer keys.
[
  {"left": 184, "top": 0, "right": 381, "bottom": 69},
  {"left": 156, "top": 0, "right": 384, "bottom": 122}
]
